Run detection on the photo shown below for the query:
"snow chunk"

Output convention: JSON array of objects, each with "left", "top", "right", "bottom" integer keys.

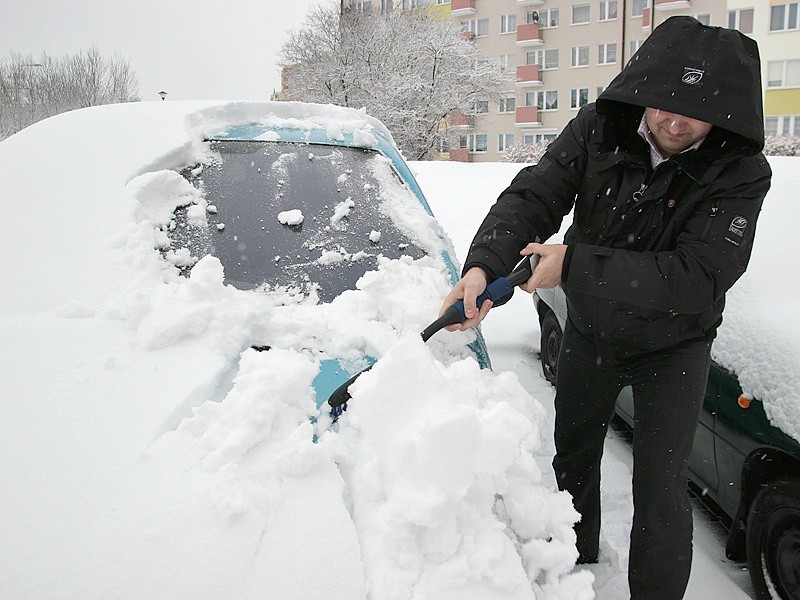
[
  {"left": 127, "top": 169, "right": 206, "bottom": 227},
  {"left": 331, "top": 197, "right": 355, "bottom": 225},
  {"left": 369, "top": 230, "right": 381, "bottom": 244},
  {"left": 352, "top": 127, "right": 378, "bottom": 148},
  {"left": 278, "top": 209, "right": 304, "bottom": 226}
]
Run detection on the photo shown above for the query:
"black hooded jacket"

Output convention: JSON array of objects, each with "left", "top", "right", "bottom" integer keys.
[{"left": 464, "top": 16, "right": 772, "bottom": 359}]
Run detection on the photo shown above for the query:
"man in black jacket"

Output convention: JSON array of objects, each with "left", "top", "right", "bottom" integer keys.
[{"left": 440, "top": 16, "right": 771, "bottom": 600}]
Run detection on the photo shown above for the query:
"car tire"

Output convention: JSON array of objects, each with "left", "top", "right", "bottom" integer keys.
[
  {"left": 540, "top": 308, "right": 562, "bottom": 386},
  {"left": 746, "top": 475, "right": 800, "bottom": 600}
]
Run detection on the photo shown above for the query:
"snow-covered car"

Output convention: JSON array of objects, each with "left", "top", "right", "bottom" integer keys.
[
  {"left": 533, "top": 156, "right": 800, "bottom": 600},
  {"left": 158, "top": 107, "right": 493, "bottom": 408},
  {"left": 0, "top": 101, "right": 594, "bottom": 600}
]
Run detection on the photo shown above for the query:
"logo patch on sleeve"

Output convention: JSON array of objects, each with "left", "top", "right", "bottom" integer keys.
[{"left": 725, "top": 215, "right": 748, "bottom": 246}]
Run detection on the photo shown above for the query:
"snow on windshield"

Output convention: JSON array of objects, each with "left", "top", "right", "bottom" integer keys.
[{"left": 0, "top": 101, "right": 594, "bottom": 599}]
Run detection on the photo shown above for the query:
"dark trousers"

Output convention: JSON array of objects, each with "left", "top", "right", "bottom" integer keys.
[{"left": 552, "top": 322, "right": 711, "bottom": 600}]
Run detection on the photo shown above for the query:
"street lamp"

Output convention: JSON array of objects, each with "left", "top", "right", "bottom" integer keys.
[{"left": 158, "top": 90, "right": 167, "bottom": 101}]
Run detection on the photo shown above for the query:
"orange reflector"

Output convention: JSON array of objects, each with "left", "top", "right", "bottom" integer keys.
[{"left": 738, "top": 395, "right": 751, "bottom": 409}]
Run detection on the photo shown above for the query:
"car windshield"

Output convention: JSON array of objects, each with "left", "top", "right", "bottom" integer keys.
[{"left": 170, "top": 140, "right": 426, "bottom": 302}]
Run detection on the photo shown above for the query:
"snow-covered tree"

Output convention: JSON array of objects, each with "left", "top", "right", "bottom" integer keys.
[
  {"left": 765, "top": 134, "right": 800, "bottom": 157},
  {"left": 280, "top": 5, "right": 507, "bottom": 160},
  {"left": 500, "top": 141, "right": 551, "bottom": 164},
  {"left": 0, "top": 48, "right": 139, "bottom": 140}
]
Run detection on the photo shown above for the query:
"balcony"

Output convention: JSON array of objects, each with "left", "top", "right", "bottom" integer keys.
[
  {"left": 449, "top": 110, "right": 473, "bottom": 129},
  {"left": 517, "top": 0, "right": 544, "bottom": 5},
  {"left": 516, "top": 64, "right": 542, "bottom": 87},
  {"left": 451, "top": 0, "right": 476, "bottom": 16},
  {"left": 654, "top": 0, "right": 691, "bottom": 10},
  {"left": 515, "top": 106, "right": 541, "bottom": 126},
  {"left": 516, "top": 23, "right": 543, "bottom": 47},
  {"left": 449, "top": 148, "right": 471, "bottom": 162}
]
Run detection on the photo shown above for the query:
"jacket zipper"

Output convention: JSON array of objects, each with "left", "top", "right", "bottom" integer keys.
[
  {"left": 631, "top": 182, "right": 648, "bottom": 203},
  {"left": 701, "top": 200, "right": 719, "bottom": 240}
]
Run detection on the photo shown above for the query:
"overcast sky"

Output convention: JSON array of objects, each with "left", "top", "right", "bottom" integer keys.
[{"left": 1, "top": 0, "right": 331, "bottom": 102}]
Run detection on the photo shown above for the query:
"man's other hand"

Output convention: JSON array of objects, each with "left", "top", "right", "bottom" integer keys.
[{"left": 520, "top": 243, "right": 567, "bottom": 292}]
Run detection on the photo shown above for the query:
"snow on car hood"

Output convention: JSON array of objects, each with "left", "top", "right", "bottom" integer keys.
[{"left": 0, "top": 102, "right": 592, "bottom": 599}]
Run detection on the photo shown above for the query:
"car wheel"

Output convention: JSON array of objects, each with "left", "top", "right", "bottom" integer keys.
[
  {"left": 540, "top": 308, "right": 562, "bottom": 386},
  {"left": 746, "top": 475, "right": 800, "bottom": 600}
]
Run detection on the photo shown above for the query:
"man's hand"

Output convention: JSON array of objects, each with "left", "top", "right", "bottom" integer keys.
[
  {"left": 519, "top": 243, "right": 567, "bottom": 292},
  {"left": 439, "top": 267, "right": 492, "bottom": 331}
]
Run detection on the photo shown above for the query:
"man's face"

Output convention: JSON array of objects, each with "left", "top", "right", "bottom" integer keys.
[{"left": 644, "top": 108, "right": 713, "bottom": 157}]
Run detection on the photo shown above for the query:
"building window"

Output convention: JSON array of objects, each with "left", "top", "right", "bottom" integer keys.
[
  {"left": 348, "top": 0, "right": 373, "bottom": 12},
  {"left": 631, "top": 0, "right": 646, "bottom": 18},
  {"left": 767, "top": 60, "right": 800, "bottom": 88},
  {"left": 764, "top": 116, "right": 800, "bottom": 136},
  {"left": 572, "top": 3, "right": 590, "bottom": 24},
  {"left": 728, "top": 8, "right": 754, "bottom": 33},
  {"left": 770, "top": 3, "right": 799, "bottom": 31},
  {"left": 527, "top": 48, "right": 559, "bottom": 69},
  {"left": 598, "top": 43, "right": 617, "bottom": 65},
  {"left": 500, "top": 53, "right": 517, "bottom": 74},
  {"left": 571, "top": 45, "right": 590, "bottom": 67},
  {"left": 526, "top": 90, "right": 559, "bottom": 111},
  {"left": 501, "top": 14, "right": 517, "bottom": 33},
  {"left": 436, "top": 0, "right": 450, "bottom": 4},
  {"left": 498, "top": 93, "right": 516, "bottom": 113},
  {"left": 534, "top": 8, "right": 560, "bottom": 28},
  {"left": 599, "top": 0, "right": 617, "bottom": 21},
  {"left": 498, "top": 133, "right": 516, "bottom": 152},
  {"left": 462, "top": 18, "right": 489, "bottom": 37},
  {"left": 597, "top": 85, "right": 606, "bottom": 98},
  {"left": 471, "top": 99, "right": 490, "bottom": 114},
  {"left": 459, "top": 133, "right": 488, "bottom": 153},
  {"left": 693, "top": 13, "right": 711, "bottom": 25},
  {"left": 630, "top": 39, "right": 644, "bottom": 57},
  {"left": 571, "top": 88, "right": 589, "bottom": 109},
  {"left": 523, "top": 132, "right": 558, "bottom": 144}
]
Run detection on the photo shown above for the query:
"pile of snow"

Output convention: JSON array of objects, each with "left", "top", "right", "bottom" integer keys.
[{"left": 0, "top": 101, "right": 593, "bottom": 599}]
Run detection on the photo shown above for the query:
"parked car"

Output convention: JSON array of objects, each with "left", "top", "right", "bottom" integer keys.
[
  {"left": 164, "top": 108, "right": 491, "bottom": 407},
  {"left": 534, "top": 285, "right": 800, "bottom": 600},
  {"left": 0, "top": 100, "right": 497, "bottom": 598}
]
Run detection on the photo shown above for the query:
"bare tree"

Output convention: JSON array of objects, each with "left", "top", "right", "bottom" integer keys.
[
  {"left": 0, "top": 48, "right": 140, "bottom": 140},
  {"left": 280, "top": 5, "right": 507, "bottom": 160}
]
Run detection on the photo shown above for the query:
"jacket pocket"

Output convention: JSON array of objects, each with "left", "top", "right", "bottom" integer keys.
[{"left": 606, "top": 303, "right": 700, "bottom": 353}]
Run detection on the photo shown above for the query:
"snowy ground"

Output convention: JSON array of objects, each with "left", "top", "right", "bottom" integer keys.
[{"left": 2, "top": 102, "right": 795, "bottom": 599}]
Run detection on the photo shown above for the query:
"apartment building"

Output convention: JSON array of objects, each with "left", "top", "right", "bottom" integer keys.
[
  {"left": 331, "top": 1, "right": 799, "bottom": 160},
  {"left": 727, "top": 0, "right": 800, "bottom": 137},
  {"left": 447, "top": 0, "right": 729, "bottom": 161}
]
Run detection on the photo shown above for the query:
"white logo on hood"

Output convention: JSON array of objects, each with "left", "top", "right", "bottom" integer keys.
[{"left": 682, "top": 67, "right": 705, "bottom": 85}]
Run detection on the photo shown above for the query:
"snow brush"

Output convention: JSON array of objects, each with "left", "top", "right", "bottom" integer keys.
[{"left": 327, "top": 254, "right": 538, "bottom": 421}]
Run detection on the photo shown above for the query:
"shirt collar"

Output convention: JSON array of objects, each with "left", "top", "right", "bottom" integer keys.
[{"left": 637, "top": 114, "right": 706, "bottom": 169}]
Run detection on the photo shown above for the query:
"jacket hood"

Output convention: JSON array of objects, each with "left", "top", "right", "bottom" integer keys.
[{"left": 597, "top": 16, "right": 765, "bottom": 151}]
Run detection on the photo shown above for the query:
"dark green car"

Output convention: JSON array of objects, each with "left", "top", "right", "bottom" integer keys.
[{"left": 534, "top": 285, "right": 800, "bottom": 600}]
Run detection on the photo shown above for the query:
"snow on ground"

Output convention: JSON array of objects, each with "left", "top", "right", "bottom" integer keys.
[
  {"left": 1, "top": 100, "right": 795, "bottom": 600},
  {"left": 1, "top": 102, "right": 591, "bottom": 600}
]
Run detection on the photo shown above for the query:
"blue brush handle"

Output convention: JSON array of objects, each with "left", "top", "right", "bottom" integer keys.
[
  {"left": 450, "top": 277, "right": 514, "bottom": 322},
  {"left": 449, "top": 254, "right": 538, "bottom": 322}
]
